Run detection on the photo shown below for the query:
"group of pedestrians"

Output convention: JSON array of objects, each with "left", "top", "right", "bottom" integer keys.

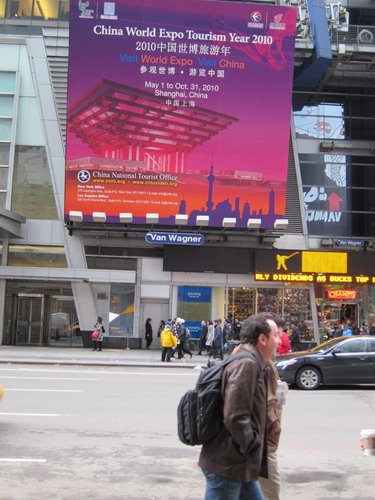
[
  {"left": 198, "top": 318, "right": 242, "bottom": 360},
  {"left": 146, "top": 317, "right": 193, "bottom": 362}
]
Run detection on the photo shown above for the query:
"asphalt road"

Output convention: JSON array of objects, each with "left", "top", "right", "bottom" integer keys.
[{"left": 0, "top": 364, "right": 375, "bottom": 500}]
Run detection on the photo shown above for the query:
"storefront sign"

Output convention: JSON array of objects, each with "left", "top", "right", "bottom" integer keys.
[
  {"left": 65, "top": 0, "right": 296, "bottom": 229},
  {"left": 145, "top": 232, "right": 204, "bottom": 245},
  {"left": 326, "top": 289, "right": 357, "bottom": 300},
  {"left": 178, "top": 286, "right": 211, "bottom": 303},
  {"left": 335, "top": 239, "right": 365, "bottom": 247}
]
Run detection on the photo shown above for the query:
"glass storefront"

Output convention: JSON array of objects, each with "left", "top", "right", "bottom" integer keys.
[
  {"left": 316, "top": 282, "right": 375, "bottom": 339},
  {"left": 177, "top": 284, "right": 314, "bottom": 340},
  {"left": 3, "top": 281, "right": 79, "bottom": 346}
]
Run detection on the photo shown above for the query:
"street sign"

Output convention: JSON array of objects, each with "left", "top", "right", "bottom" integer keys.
[{"left": 145, "top": 232, "right": 205, "bottom": 245}]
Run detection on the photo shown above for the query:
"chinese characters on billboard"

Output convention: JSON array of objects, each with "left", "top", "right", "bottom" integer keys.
[{"left": 65, "top": 0, "right": 296, "bottom": 229}]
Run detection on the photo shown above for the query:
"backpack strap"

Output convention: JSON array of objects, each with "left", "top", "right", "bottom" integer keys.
[{"left": 221, "top": 351, "right": 263, "bottom": 384}]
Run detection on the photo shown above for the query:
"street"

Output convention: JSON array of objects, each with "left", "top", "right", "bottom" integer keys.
[{"left": 0, "top": 364, "right": 375, "bottom": 499}]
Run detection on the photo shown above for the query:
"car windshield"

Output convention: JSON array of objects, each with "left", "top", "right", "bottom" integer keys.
[{"left": 310, "top": 337, "right": 350, "bottom": 353}]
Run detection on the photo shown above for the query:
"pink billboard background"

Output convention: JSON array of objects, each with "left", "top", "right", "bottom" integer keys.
[{"left": 65, "top": 0, "right": 296, "bottom": 229}]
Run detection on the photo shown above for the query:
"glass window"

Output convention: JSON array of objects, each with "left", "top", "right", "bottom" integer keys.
[
  {"left": 257, "top": 288, "right": 280, "bottom": 315},
  {"left": 0, "top": 72, "right": 16, "bottom": 93},
  {"left": 58, "top": 0, "right": 69, "bottom": 20},
  {"left": 6, "top": 0, "right": 33, "bottom": 18},
  {"left": 109, "top": 284, "right": 135, "bottom": 336},
  {"left": 177, "top": 286, "right": 212, "bottom": 337},
  {"left": 0, "top": 96, "right": 14, "bottom": 117},
  {"left": 229, "top": 287, "right": 257, "bottom": 322},
  {"left": 11, "top": 145, "right": 58, "bottom": 219},
  {"left": 283, "top": 288, "right": 313, "bottom": 341},
  {"left": 0, "top": 119, "right": 12, "bottom": 141},
  {"left": 0, "top": 192, "right": 6, "bottom": 208},
  {"left": 33, "top": 0, "right": 59, "bottom": 20},
  {"left": 0, "top": 167, "right": 8, "bottom": 190},
  {"left": 336, "top": 339, "right": 366, "bottom": 353},
  {"left": 0, "top": 144, "right": 10, "bottom": 166},
  {"left": 8, "top": 245, "right": 67, "bottom": 268}
]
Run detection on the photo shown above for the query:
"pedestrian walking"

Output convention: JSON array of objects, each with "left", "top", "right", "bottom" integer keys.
[
  {"left": 212, "top": 319, "right": 223, "bottom": 360},
  {"left": 205, "top": 320, "right": 214, "bottom": 357},
  {"left": 277, "top": 327, "right": 291, "bottom": 355},
  {"left": 145, "top": 318, "right": 153, "bottom": 349},
  {"left": 198, "top": 313, "right": 279, "bottom": 499},
  {"left": 198, "top": 320, "right": 208, "bottom": 355},
  {"left": 177, "top": 319, "right": 193, "bottom": 359},
  {"left": 160, "top": 322, "right": 177, "bottom": 362}
]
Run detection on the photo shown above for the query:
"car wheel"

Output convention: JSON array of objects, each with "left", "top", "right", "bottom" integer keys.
[{"left": 296, "top": 366, "right": 321, "bottom": 390}]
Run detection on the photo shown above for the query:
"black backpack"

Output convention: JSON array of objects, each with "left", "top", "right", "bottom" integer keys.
[{"left": 177, "top": 352, "right": 258, "bottom": 446}]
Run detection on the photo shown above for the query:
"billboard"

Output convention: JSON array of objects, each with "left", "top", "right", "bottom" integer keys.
[{"left": 66, "top": 0, "right": 296, "bottom": 229}]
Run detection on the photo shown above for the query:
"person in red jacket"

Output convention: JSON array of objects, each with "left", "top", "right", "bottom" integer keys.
[{"left": 277, "top": 327, "right": 291, "bottom": 355}]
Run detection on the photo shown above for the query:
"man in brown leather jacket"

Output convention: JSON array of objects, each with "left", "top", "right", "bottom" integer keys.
[{"left": 198, "top": 314, "right": 280, "bottom": 500}]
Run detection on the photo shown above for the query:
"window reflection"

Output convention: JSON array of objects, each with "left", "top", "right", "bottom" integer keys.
[
  {"left": 8, "top": 244, "right": 67, "bottom": 268},
  {"left": 11, "top": 145, "right": 58, "bottom": 219},
  {"left": 1, "top": 0, "right": 69, "bottom": 20}
]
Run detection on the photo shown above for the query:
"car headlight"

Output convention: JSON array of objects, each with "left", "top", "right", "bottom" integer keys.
[{"left": 276, "top": 359, "right": 297, "bottom": 368}]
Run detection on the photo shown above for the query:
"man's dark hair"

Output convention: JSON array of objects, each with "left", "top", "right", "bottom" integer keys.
[
  {"left": 259, "top": 312, "right": 286, "bottom": 329},
  {"left": 239, "top": 314, "right": 274, "bottom": 346}
]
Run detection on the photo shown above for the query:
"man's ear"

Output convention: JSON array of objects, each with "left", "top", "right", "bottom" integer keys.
[{"left": 258, "top": 333, "right": 267, "bottom": 346}]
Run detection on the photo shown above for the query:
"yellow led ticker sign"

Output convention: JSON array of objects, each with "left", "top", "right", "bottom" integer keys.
[
  {"left": 302, "top": 251, "right": 347, "bottom": 274},
  {"left": 254, "top": 274, "right": 375, "bottom": 283}
]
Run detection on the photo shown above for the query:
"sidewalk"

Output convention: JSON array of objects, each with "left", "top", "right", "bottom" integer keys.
[{"left": 0, "top": 345, "right": 208, "bottom": 369}]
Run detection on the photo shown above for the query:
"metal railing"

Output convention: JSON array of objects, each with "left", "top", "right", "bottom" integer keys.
[{"left": 330, "top": 25, "right": 375, "bottom": 48}]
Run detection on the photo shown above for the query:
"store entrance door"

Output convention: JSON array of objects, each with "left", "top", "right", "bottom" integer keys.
[
  {"left": 16, "top": 294, "right": 44, "bottom": 345},
  {"left": 324, "top": 302, "right": 360, "bottom": 328}
]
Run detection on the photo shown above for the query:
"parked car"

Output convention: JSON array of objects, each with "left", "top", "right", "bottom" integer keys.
[{"left": 274, "top": 336, "right": 375, "bottom": 390}]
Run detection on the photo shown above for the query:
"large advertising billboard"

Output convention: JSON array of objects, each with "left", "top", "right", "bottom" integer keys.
[{"left": 66, "top": 0, "right": 296, "bottom": 229}]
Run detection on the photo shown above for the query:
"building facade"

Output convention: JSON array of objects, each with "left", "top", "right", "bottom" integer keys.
[{"left": 0, "top": 0, "right": 374, "bottom": 348}]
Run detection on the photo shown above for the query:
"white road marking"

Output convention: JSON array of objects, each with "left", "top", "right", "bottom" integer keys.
[
  {"left": 0, "top": 376, "right": 97, "bottom": 381},
  {"left": 0, "top": 368, "right": 198, "bottom": 377},
  {"left": 4, "top": 389, "right": 84, "bottom": 392},
  {"left": 0, "top": 458, "right": 47, "bottom": 463},
  {"left": 0, "top": 413, "right": 72, "bottom": 417}
]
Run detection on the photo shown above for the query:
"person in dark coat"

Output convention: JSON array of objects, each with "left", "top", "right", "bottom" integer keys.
[
  {"left": 145, "top": 318, "right": 153, "bottom": 349},
  {"left": 290, "top": 323, "right": 301, "bottom": 352},
  {"left": 198, "top": 320, "right": 208, "bottom": 355},
  {"left": 213, "top": 319, "right": 224, "bottom": 360},
  {"left": 369, "top": 322, "right": 375, "bottom": 336}
]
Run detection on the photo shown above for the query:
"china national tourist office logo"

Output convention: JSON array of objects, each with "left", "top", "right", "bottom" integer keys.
[{"left": 77, "top": 170, "right": 91, "bottom": 183}]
